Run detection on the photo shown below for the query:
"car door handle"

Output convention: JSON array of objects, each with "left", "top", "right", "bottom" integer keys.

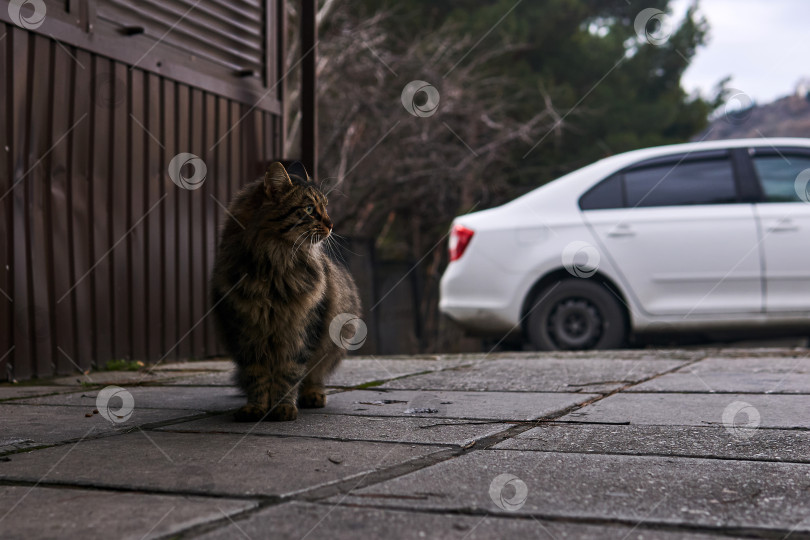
[
  {"left": 767, "top": 220, "right": 799, "bottom": 233},
  {"left": 607, "top": 225, "right": 635, "bottom": 238}
]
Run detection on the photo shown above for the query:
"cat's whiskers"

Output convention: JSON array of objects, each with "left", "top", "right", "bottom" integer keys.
[
  {"left": 327, "top": 233, "right": 361, "bottom": 257},
  {"left": 291, "top": 230, "right": 310, "bottom": 259},
  {"left": 324, "top": 235, "right": 347, "bottom": 265}
]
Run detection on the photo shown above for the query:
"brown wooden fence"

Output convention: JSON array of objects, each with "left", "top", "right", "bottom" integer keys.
[{"left": 0, "top": 0, "right": 302, "bottom": 380}]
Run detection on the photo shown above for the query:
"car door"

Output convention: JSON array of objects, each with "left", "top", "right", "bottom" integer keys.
[
  {"left": 581, "top": 151, "right": 762, "bottom": 317},
  {"left": 749, "top": 147, "right": 810, "bottom": 312}
]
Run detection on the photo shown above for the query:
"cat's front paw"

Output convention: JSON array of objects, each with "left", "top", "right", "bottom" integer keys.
[
  {"left": 298, "top": 390, "right": 326, "bottom": 409},
  {"left": 264, "top": 403, "right": 298, "bottom": 421},
  {"left": 234, "top": 404, "right": 267, "bottom": 422}
]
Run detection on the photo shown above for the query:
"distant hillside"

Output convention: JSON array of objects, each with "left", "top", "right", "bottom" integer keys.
[{"left": 695, "top": 94, "right": 810, "bottom": 141}]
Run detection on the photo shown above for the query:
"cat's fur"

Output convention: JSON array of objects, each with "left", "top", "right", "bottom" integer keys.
[{"left": 210, "top": 162, "right": 360, "bottom": 421}]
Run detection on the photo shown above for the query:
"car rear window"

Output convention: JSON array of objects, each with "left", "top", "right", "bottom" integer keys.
[
  {"left": 579, "top": 173, "right": 624, "bottom": 210},
  {"left": 623, "top": 158, "right": 738, "bottom": 208}
]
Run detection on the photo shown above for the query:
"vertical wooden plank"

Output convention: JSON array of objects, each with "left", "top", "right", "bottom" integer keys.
[
  {"left": 301, "top": 0, "right": 318, "bottom": 177},
  {"left": 264, "top": 111, "right": 272, "bottom": 161},
  {"left": 240, "top": 105, "right": 250, "bottom": 190},
  {"left": 70, "top": 48, "right": 93, "bottom": 371},
  {"left": 129, "top": 68, "right": 146, "bottom": 361},
  {"left": 251, "top": 108, "right": 264, "bottom": 178},
  {"left": 145, "top": 72, "right": 163, "bottom": 362},
  {"left": 189, "top": 87, "right": 204, "bottom": 356},
  {"left": 162, "top": 78, "right": 178, "bottom": 360},
  {"left": 90, "top": 56, "right": 114, "bottom": 367},
  {"left": 10, "top": 28, "right": 32, "bottom": 380},
  {"left": 50, "top": 41, "right": 76, "bottom": 373},
  {"left": 28, "top": 34, "right": 56, "bottom": 376},
  {"left": 175, "top": 83, "right": 191, "bottom": 359},
  {"left": 203, "top": 92, "right": 217, "bottom": 355},
  {"left": 213, "top": 97, "right": 230, "bottom": 358},
  {"left": 228, "top": 101, "right": 241, "bottom": 202},
  {"left": 111, "top": 61, "right": 130, "bottom": 361},
  {"left": 0, "top": 22, "right": 13, "bottom": 379},
  {"left": 276, "top": 0, "right": 286, "bottom": 153}
]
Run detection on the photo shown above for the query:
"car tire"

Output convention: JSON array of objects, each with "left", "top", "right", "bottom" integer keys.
[{"left": 526, "top": 279, "right": 627, "bottom": 351}]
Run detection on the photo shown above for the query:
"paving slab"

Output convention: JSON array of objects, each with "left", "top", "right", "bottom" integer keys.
[
  {"left": 495, "top": 423, "right": 810, "bottom": 463},
  {"left": 49, "top": 370, "right": 210, "bottom": 387},
  {"left": 0, "top": 404, "right": 204, "bottom": 453},
  {"left": 320, "top": 389, "right": 597, "bottom": 421},
  {"left": 380, "top": 357, "right": 691, "bottom": 393},
  {"left": 335, "top": 450, "right": 810, "bottom": 534},
  {"left": 195, "top": 501, "right": 736, "bottom": 540},
  {"left": 628, "top": 356, "right": 810, "bottom": 393},
  {"left": 157, "top": 371, "right": 236, "bottom": 386},
  {"left": 325, "top": 357, "right": 474, "bottom": 387},
  {"left": 0, "top": 385, "right": 81, "bottom": 401},
  {"left": 151, "top": 359, "right": 233, "bottom": 371},
  {"left": 0, "top": 485, "right": 254, "bottom": 540},
  {"left": 0, "top": 431, "right": 447, "bottom": 497},
  {"left": 157, "top": 411, "right": 508, "bottom": 446},
  {"left": 14, "top": 386, "right": 244, "bottom": 412},
  {"left": 559, "top": 393, "right": 810, "bottom": 428}
]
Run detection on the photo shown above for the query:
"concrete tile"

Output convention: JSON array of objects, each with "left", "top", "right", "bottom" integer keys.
[
  {"left": 495, "top": 423, "right": 810, "bottom": 463},
  {"left": 629, "top": 357, "right": 810, "bottom": 393},
  {"left": 196, "top": 501, "right": 732, "bottom": 540},
  {"left": 50, "top": 370, "right": 207, "bottom": 387},
  {"left": 326, "top": 357, "right": 474, "bottom": 387},
  {"left": 14, "top": 386, "right": 244, "bottom": 412},
  {"left": 0, "top": 431, "right": 446, "bottom": 497},
  {"left": 158, "top": 371, "right": 235, "bottom": 386},
  {"left": 336, "top": 450, "right": 810, "bottom": 533},
  {"left": 559, "top": 393, "right": 810, "bottom": 429},
  {"left": 151, "top": 359, "right": 233, "bottom": 371},
  {"left": 380, "top": 357, "right": 690, "bottom": 393},
  {"left": 0, "top": 485, "right": 253, "bottom": 540},
  {"left": 0, "top": 404, "right": 204, "bottom": 453},
  {"left": 0, "top": 386, "right": 80, "bottom": 401},
  {"left": 157, "top": 411, "right": 508, "bottom": 447},
  {"left": 320, "top": 389, "right": 597, "bottom": 421}
]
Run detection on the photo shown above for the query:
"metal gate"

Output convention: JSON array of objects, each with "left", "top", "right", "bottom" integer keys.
[{"left": 0, "top": 0, "right": 313, "bottom": 380}]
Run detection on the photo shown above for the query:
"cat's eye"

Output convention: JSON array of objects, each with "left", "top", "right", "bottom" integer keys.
[{"left": 304, "top": 205, "right": 314, "bottom": 215}]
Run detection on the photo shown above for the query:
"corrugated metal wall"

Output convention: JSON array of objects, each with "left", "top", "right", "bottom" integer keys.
[{"left": 0, "top": 18, "right": 283, "bottom": 380}]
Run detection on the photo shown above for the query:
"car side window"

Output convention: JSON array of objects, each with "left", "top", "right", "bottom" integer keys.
[
  {"left": 623, "top": 158, "right": 738, "bottom": 208},
  {"left": 579, "top": 173, "right": 624, "bottom": 210},
  {"left": 751, "top": 154, "right": 810, "bottom": 203}
]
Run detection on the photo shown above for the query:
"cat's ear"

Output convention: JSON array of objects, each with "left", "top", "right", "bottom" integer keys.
[
  {"left": 286, "top": 161, "right": 309, "bottom": 181},
  {"left": 264, "top": 162, "right": 292, "bottom": 196}
]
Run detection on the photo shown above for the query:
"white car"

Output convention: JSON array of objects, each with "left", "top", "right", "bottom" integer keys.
[{"left": 440, "top": 138, "right": 810, "bottom": 350}]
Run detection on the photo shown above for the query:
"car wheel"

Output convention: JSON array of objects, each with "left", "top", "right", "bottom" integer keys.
[{"left": 526, "top": 280, "right": 627, "bottom": 351}]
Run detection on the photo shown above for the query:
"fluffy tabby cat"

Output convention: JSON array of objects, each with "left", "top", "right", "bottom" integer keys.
[{"left": 211, "top": 161, "right": 361, "bottom": 422}]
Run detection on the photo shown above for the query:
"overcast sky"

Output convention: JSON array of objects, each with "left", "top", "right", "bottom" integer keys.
[{"left": 669, "top": 0, "right": 810, "bottom": 104}]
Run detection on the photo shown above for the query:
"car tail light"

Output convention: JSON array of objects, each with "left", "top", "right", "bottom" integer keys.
[{"left": 449, "top": 224, "right": 474, "bottom": 261}]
